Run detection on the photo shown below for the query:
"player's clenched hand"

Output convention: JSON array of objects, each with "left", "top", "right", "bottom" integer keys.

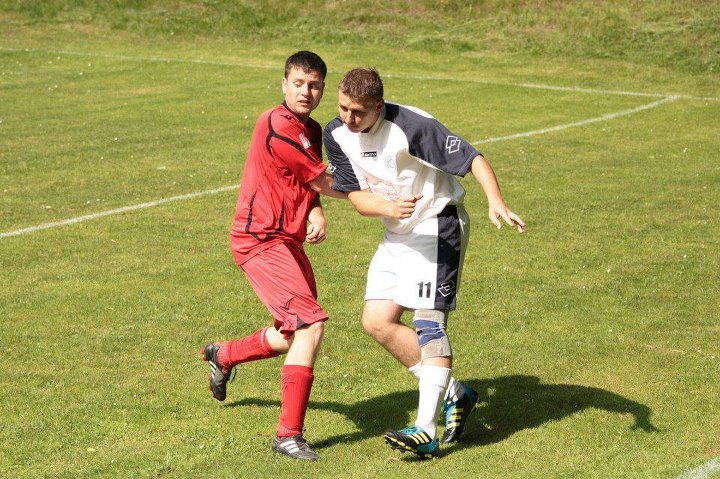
[
  {"left": 389, "top": 194, "right": 423, "bottom": 219},
  {"left": 306, "top": 218, "right": 327, "bottom": 244},
  {"left": 488, "top": 200, "right": 525, "bottom": 233}
]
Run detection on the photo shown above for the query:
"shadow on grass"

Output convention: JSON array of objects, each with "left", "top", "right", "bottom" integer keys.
[{"left": 227, "top": 374, "right": 659, "bottom": 457}]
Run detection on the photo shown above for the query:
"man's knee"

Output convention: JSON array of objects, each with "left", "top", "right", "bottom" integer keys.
[
  {"left": 308, "top": 320, "right": 325, "bottom": 340},
  {"left": 295, "top": 320, "right": 325, "bottom": 344},
  {"left": 361, "top": 314, "right": 383, "bottom": 338},
  {"left": 413, "top": 309, "right": 452, "bottom": 359}
]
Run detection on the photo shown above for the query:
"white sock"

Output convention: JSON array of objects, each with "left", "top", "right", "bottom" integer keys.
[
  {"left": 409, "top": 362, "right": 462, "bottom": 403},
  {"left": 408, "top": 362, "right": 422, "bottom": 380},
  {"left": 414, "top": 365, "right": 451, "bottom": 438},
  {"left": 444, "top": 377, "right": 464, "bottom": 403}
]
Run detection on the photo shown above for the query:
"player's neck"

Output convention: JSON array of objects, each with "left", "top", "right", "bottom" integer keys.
[{"left": 283, "top": 101, "right": 310, "bottom": 124}]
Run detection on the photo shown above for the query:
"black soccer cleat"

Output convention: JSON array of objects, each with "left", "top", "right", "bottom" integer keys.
[
  {"left": 201, "top": 342, "right": 234, "bottom": 401},
  {"left": 272, "top": 434, "right": 319, "bottom": 461},
  {"left": 441, "top": 383, "right": 479, "bottom": 443}
]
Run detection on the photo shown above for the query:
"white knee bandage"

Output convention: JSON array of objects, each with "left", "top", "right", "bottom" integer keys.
[{"left": 413, "top": 309, "right": 452, "bottom": 359}]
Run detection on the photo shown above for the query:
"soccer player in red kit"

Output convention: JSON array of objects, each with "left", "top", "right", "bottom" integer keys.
[{"left": 201, "top": 51, "right": 345, "bottom": 461}]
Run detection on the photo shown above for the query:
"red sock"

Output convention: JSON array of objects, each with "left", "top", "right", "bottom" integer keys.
[
  {"left": 218, "top": 327, "right": 279, "bottom": 369},
  {"left": 277, "top": 365, "right": 314, "bottom": 437}
]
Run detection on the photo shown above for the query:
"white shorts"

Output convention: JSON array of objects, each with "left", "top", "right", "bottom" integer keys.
[{"left": 365, "top": 204, "right": 469, "bottom": 310}]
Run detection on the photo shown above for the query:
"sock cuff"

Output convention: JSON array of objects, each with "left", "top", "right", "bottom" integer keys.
[
  {"left": 282, "top": 364, "right": 314, "bottom": 376},
  {"left": 419, "top": 365, "right": 451, "bottom": 388},
  {"left": 408, "top": 362, "right": 422, "bottom": 380}
]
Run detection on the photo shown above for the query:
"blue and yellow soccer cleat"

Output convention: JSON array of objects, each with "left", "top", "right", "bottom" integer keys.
[
  {"left": 383, "top": 425, "right": 439, "bottom": 459},
  {"left": 441, "top": 382, "right": 479, "bottom": 443}
]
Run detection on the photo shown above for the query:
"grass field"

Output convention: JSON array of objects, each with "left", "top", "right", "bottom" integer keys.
[{"left": 1, "top": 2, "right": 719, "bottom": 478}]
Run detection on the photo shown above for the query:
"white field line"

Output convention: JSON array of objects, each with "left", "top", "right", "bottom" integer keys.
[
  {"left": 473, "top": 95, "right": 679, "bottom": 144},
  {"left": 2, "top": 46, "right": 719, "bottom": 102},
  {"left": 676, "top": 458, "right": 720, "bottom": 479},
  {"left": 0, "top": 185, "right": 237, "bottom": 239}
]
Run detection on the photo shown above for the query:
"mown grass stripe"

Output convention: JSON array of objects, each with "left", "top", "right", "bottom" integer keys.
[
  {"left": 2, "top": 46, "right": 718, "bottom": 102},
  {"left": 0, "top": 95, "right": 678, "bottom": 240}
]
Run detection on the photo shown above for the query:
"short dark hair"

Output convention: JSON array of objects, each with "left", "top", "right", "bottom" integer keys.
[
  {"left": 284, "top": 51, "right": 327, "bottom": 79},
  {"left": 338, "top": 67, "right": 384, "bottom": 104}
]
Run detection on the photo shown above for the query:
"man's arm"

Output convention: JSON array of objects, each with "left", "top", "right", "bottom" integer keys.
[
  {"left": 470, "top": 155, "right": 525, "bottom": 233},
  {"left": 347, "top": 190, "right": 423, "bottom": 219},
  {"left": 309, "top": 173, "right": 348, "bottom": 200}
]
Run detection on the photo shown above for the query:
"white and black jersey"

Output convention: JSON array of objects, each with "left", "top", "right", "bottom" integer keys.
[
  {"left": 324, "top": 102, "right": 480, "bottom": 235},
  {"left": 325, "top": 103, "right": 479, "bottom": 310}
]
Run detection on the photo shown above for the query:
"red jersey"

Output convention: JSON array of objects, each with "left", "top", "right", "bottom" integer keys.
[{"left": 230, "top": 103, "right": 327, "bottom": 264}]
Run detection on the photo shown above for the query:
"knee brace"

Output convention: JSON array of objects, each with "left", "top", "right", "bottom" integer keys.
[{"left": 413, "top": 309, "right": 452, "bottom": 359}]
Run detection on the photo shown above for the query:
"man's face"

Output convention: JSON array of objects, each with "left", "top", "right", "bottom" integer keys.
[
  {"left": 337, "top": 91, "right": 383, "bottom": 133},
  {"left": 282, "top": 66, "right": 325, "bottom": 121}
]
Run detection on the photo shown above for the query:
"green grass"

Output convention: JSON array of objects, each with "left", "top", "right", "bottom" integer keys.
[{"left": 1, "top": 2, "right": 719, "bottom": 478}]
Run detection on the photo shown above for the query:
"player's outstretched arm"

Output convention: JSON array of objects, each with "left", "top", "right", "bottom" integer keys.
[
  {"left": 470, "top": 155, "right": 525, "bottom": 233},
  {"left": 309, "top": 173, "right": 349, "bottom": 200},
  {"left": 347, "top": 190, "right": 422, "bottom": 219}
]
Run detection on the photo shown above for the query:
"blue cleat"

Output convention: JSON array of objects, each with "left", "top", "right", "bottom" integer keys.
[
  {"left": 383, "top": 425, "right": 439, "bottom": 459},
  {"left": 441, "top": 382, "right": 479, "bottom": 443}
]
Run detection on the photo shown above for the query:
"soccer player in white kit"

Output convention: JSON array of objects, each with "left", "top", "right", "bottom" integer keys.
[{"left": 324, "top": 68, "right": 525, "bottom": 458}]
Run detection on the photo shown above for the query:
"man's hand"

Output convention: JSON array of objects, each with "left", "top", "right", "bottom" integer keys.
[
  {"left": 306, "top": 216, "right": 327, "bottom": 244},
  {"left": 488, "top": 199, "right": 525, "bottom": 233},
  {"left": 388, "top": 194, "right": 423, "bottom": 219}
]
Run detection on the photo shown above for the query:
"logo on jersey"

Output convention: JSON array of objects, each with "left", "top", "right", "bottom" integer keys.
[
  {"left": 299, "top": 133, "right": 311, "bottom": 149},
  {"left": 437, "top": 280, "right": 456, "bottom": 297},
  {"left": 446, "top": 136, "right": 461, "bottom": 154},
  {"left": 384, "top": 155, "right": 395, "bottom": 171},
  {"left": 361, "top": 151, "right": 377, "bottom": 158}
]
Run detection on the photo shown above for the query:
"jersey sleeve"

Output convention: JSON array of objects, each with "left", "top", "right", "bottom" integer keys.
[
  {"left": 269, "top": 112, "right": 327, "bottom": 185},
  {"left": 393, "top": 105, "right": 480, "bottom": 177},
  {"left": 324, "top": 119, "right": 365, "bottom": 192}
]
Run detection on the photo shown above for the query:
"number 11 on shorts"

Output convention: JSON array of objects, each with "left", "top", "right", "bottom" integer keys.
[{"left": 418, "top": 281, "right": 432, "bottom": 298}]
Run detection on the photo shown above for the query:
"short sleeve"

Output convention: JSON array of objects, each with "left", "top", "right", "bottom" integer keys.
[
  {"left": 390, "top": 105, "right": 480, "bottom": 177},
  {"left": 324, "top": 119, "right": 364, "bottom": 192}
]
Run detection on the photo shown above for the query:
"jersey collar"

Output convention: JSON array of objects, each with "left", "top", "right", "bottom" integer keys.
[
  {"left": 362, "top": 104, "right": 386, "bottom": 135},
  {"left": 281, "top": 101, "right": 307, "bottom": 124}
]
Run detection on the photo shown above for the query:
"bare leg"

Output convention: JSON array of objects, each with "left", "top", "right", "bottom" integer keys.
[
  {"left": 283, "top": 321, "right": 325, "bottom": 367},
  {"left": 264, "top": 326, "right": 292, "bottom": 355},
  {"left": 361, "top": 300, "right": 420, "bottom": 368},
  {"left": 423, "top": 356, "right": 451, "bottom": 368}
]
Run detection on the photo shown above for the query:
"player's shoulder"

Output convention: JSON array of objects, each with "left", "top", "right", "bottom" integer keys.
[
  {"left": 385, "top": 102, "right": 438, "bottom": 129},
  {"left": 324, "top": 116, "right": 344, "bottom": 136},
  {"left": 269, "top": 103, "right": 298, "bottom": 124}
]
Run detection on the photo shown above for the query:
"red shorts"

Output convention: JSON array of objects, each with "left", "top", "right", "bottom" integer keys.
[{"left": 239, "top": 240, "right": 328, "bottom": 338}]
